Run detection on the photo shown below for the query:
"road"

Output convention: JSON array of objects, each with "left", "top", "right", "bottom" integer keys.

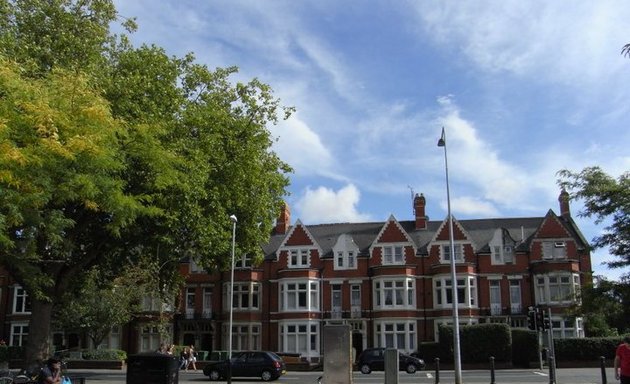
[{"left": 64, "top": 367, "right": 615, "bottom": 384}]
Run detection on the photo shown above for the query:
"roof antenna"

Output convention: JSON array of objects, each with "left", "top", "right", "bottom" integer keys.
[{"left": 408, "top": 185, "right": 415, "bottom": 215}]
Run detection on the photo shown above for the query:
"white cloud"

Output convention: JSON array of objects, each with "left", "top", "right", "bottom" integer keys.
[
  {"left": 295, "top": 184, "right": 373, "bottom": 223},
  {"left": 435, "top": 96, "right": 532, "bottom": 209},
  {"left": 412, "top": 1, "right": 630, "bottom": 87},
  {"left": 444, "top": 196, "right": 500, "bottom": 217},
  {"left": 270, "top": 114, "right": 335, "bottom": 177}
]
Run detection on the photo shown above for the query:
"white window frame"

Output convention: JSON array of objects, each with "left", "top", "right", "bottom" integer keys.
[
  {"left": 279, "top": 280, "right": 320, "bottom": 312},
  {"left": 489, "top": 280, "right": 501, "bottom": 315},
  {"left": 186, "top": 287, "right": 195, "bottom": 313},
  {"left": 373, "top": 277, "right": 415, "bottom": 309},
  {"left": 534, "top": 273, "right": 580, "bottom": 305},
  {"left": 542, "top": 241, "right": 567, "bottom": 260},
  {"left": 551, "top": 317, "right": 584, "bottom": 338},
  {"left": 440, "top": 243, "right": 464, "bottom": 263},
  {"left": 236, "top": 254, "right": 254, "bottom": 268},
  {"left": 382, "top": 245, "right": 404, "bottom": 265},
  {"left": 374, "top": 320, "right": 416, "bottom": 353},
  {"left": 13, "top": 286, "right": 31, "bottom": 314},
  {"left": 509, "top": 279, "right": 522, "bottom": 314},
  {"left": 139, "top": 324, "right": 171, "bottom": 352},
  {"left": 202, "top": 287, "right": 213, "bottom": 318},
  {"left": 10, "top": 322, "right": 29, "bottom": 346},
  {"left": 492, "top": 245, "right": 515, "bottom": 265},
  {"left": 288, "top": 248, "right": 310, "bottom": 268},
  {"left": 334, "top": 250, "right": 357, "bottom": 270},
  {"left": 279, "top": 321, "right": 320, "bottom": 358},
  {"left": 226, "top": 323, "right": 261, "bottom": 351},
  {"left": 433, "top": 275, "right": 477, "bottom": 309},
  {"left": 331, "top": 284, "right": 342, "bottom": 317},
  {"left": 223, "top": 282, "right": 261, "bottom": 311}
]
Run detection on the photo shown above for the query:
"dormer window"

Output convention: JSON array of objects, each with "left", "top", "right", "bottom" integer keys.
[
  {"left": 382, "top": 245, "right": 404, "bottom": 265},
  {"left": 335, "top": 250, "right": 356, "bottom": 270},
  {"left": 492, "top": 245, "right": 514, "bottom": 265},
  {"left": 289, "top": 248, "right": 310, "bottom": 268}
]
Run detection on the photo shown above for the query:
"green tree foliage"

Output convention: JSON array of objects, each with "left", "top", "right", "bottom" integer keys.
[
  {"left": 558, "top": 167, "right": 630, "bottom": 274},
  {"left": 569, "top": 276, "right": 630, "bottom": 336},
  {"left": 54, "top": 266, "right": 146, "bottom": 348},
  {"left": 0, "top": 0, "right": 292, "bottom": 366}
]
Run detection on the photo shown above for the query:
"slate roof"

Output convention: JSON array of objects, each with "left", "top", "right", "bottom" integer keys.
[
  {"left": 263, "top": 217, "right": 556, "bottom": 258},
  {"left": 262, "top": 213, "right": 588, "bottom": 260}
]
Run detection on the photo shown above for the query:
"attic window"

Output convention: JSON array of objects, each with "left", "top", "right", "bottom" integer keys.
[
  {"left": 542, "top": 241, "right": 567, "bottom": 260},
  {"left": 382, "top": 245, "right": 404, "bottom": 265}
]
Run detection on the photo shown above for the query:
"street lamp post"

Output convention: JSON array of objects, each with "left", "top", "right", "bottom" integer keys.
[
  {"left": 438, "top": 127, "right": 463, "bottom": 384},
  {"left": 228, "top": 214, "right": 237, "bottom": 384}
]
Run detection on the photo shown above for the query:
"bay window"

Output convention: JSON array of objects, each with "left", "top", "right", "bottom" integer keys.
[
  {"left": 279, "top": 280, "right": 319, "bottom": 311},
  {"left": 433, "top": 276, "right": 477, "bottom": 308},
  {"left": 373, "top": 277, "right": 415, "bottom": 309}
]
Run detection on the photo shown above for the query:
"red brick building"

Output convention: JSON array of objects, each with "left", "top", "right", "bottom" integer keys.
[{"left": 0, "top": 190, "right": 592, "bottom": 361}]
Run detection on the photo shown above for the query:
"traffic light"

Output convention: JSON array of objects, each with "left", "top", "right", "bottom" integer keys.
[
  {"left": 543, "top": 313, "right": 551, "bottom": 330},
  {"left": 536, "top": 310, "right": 545, "bottom": 331},
  {"left": 527, "top": 309, "right": 536, "bottom": 330}
]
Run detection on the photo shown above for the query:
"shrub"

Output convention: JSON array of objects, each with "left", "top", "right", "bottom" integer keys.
[
  {"left": 554, "top": 337, "right": 624, "bottom": 361},
  {"left": 0, "top": 345, "right": 7, "bottom": 362},
  {"left": 511, "top": 329, "right": 538, "bottom": 367},
  {"left": 438, "top": 323, "right": 512, "bottom": 363},
  {"left": 82, "top": 349, "right": 127, "bottom": 360}
]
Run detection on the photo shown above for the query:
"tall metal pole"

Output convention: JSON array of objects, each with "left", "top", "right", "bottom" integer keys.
[
  {"left": 228, "top": 214, "right": 237, "bottom": 384},
  {"left": 438, "top": 127, "right": 463, "bottom": 384}
]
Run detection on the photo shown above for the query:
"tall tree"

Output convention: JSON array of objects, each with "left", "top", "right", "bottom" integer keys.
[
  {"left": 558, "top": 167, "right": 630, "bottom": 276},
  {"left": 0, "top": 58, "right": 151, "bottom": 364},
  {"left": 0, "top": 0, "right": 292, "bottom": 366}
]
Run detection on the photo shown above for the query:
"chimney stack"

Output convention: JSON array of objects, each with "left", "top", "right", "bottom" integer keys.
[
  {"left": 414, "top": 193, "right": 427, "bottom": 230},
  {"left": 275, "top": 201, "right": 291, "bottom": 234},
  {"left": 558, "top": 189, "right": 571, "bottom": 219}
]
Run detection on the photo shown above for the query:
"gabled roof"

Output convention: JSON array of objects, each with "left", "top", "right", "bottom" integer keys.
[{"left": 262, "top": 216, "right": 550, "bottom": 260}]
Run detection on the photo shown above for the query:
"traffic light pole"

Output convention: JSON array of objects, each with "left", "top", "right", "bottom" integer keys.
[{"left": 545, "top": 308, "right": 556, "bottom": 384}]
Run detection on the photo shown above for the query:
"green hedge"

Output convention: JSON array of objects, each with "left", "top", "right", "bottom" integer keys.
[
  {"left": 81, "top": 349, "right": 127, "bottom": 361},
  {"left": 511, "top": 329, "right": 538, "bottom": 367},
  {"left": 438, "top": 323, "right": 512, "bottom": 363},
  {"left": 554, "top": 336, "right": 625, "bottom": 361}
]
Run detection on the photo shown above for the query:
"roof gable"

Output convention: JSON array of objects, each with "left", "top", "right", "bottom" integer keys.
[
  {"left": 369, "top": 214, "right": 416, "bottom": 252},
  {"left": 431, "top": 216, "right": 477, "bottom": 250},
  {"left": 533, "top": 210, "right": 573, "bottom": 239},
  {"left": 276, "top": 219, "right": 322, "bottom": 258}
]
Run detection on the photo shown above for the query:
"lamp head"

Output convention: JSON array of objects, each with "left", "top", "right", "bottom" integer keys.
[
  {"left": 437, "top": 127, "right": 446, "bottom": 147},
  {"left": 229, "top": 214, "right": 238, "bottom": 223}
]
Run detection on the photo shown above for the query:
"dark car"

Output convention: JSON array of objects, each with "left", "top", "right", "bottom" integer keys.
[
  {"left": 356, "top": 348, "right": 425, "bottom": 374},
  {"left": 203, "top": 351, "right": 287, "bottom": 381}
]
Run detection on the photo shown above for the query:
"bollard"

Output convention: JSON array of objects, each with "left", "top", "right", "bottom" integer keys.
[
  {"left": 548, "top": 356, "right": 556, "bottom": 384},
  {"left": 490, "top": 356, "right": 496, "bottom": 384},
  {"left": 434, "top": 357, "right": 440, "bottom": 384},
  {"left": 600, "top": 356, "right": 607, "bottom": 384}
]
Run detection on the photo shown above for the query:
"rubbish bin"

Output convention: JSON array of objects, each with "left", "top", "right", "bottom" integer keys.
[{"left": 127, "top": 352, "right": 179, "bottom": 384}]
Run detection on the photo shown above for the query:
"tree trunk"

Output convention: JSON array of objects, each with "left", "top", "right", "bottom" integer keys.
[{"left": 23, "top": 299, "right": 54, "bottom": 369}]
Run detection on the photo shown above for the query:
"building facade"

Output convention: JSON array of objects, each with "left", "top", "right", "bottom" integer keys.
[{"left": 0, "top": 190, "right": 592, "bottom": 361}]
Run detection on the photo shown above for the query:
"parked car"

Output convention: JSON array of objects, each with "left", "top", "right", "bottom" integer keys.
[
  {"left": 203, "top": 351, "right": 287, "bottom": 381},
  {"left": 356, "top": 348, "right": 425, "bottom": 374}
]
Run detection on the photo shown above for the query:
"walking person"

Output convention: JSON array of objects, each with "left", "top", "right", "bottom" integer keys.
[
  {"left": 615, "top": 336, "right": 630, "bottom": 384},
  {"left": 179, "top": 346, "right": 190, "bottom": 370},
  {"left": 188, "top": 345, "right": 198, "bottom": 371}
]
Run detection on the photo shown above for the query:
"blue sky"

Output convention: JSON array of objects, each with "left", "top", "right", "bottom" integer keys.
[{"left": 112, "top": 1, "right": 630, "bottom": 280}]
